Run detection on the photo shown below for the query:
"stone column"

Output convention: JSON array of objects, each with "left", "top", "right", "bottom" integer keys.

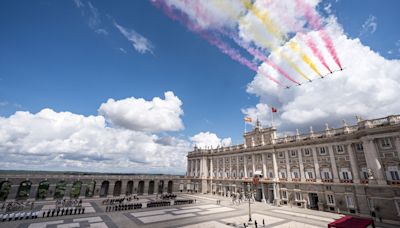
[
  {"left": 64, "top": 183, "right": 73, "bottom": 199},
  {"left": 261, "top": 183, "right": 266, "bottom": 203},
  {"left": 79, "top": 183, "right": 86, "bottom": 198},
  {"left": 244, "top": 155, "right": 248, "bottom": 178},
  {"left": 186, "top": 158, "right": 191, "bottom": 176},
  {"left": 143, "top": 180, "right": 149, "bottom": 196},
  {"left": 195, "top": 159, "right": 199, "bottom": 177},
  {"left": 107, "top": 181, "right": 115, "bottom": 197},
  {"left": 252, "top": 154, "right": 256, "bottom": 175},
  {"left": 191, "top": 160, "right": 195, "bottom": 177},
  {"left": 328, "top": 145, "right": 340, "bottom": 183},
  {"left": 210, "top": 158, "right": 214, "bottom": 178},
  {"left": 262, "top": 153, "right": 267, "bottom": 178},
  {"left": 203, "top": 157, "right": 208, "bottom": 178},
  {"left": 94, "top": 181, "right": 102, "bottom": 198},
  {"left": 284, "top": 151, "right": 292, "bottom": 181},
  {"left": 229, "top": 156, "right": 232, "bottom": 178},
  {"left": 395, "top": 136, "right": 400, "bottom": 164},
  {"left": 222, "top": 156, "right": 226, "bottom": 178},
  {"left": 347, "top": 144, "right": 360, "bottom": 184},
  {"left": 272, "top": 152, "right": 279, "bottom": 181},
  {"left": 199, "top": 158, "right": 203, "bottom": 178},
  {"left": 298, "top": 149, "right": 305, "bottom": 181},
  {"left": 236, "top": 155, "right": 240, "bottom": 179},
  {"left": 273, "top": 183, "right": 281, "bottom": 205},
  {"left": 311, "top": 147, "right": 322, "bottom": 182},
  {"left": 29, "top": 184, "right": 38, "bottom": 200},
  {"left": 120, "top": 180, "right": 127, "bottom": 197},
  {"left": 362, "top": 138, "right": 386, "bottom": 185},
  {"left": 9, "top": 184, "right": 19, "bottom": 201},
  {"left": 216, "top": 157, "right": 220, "bottom": 179}
]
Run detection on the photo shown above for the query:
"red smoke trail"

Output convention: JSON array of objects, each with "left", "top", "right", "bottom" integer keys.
[
  {"left": 151, "top": 0, "right": 285, "bottom": 87},
  {"left": 296, "top": 0, "right": 342, "bottom": 70},
  {"left": 223, "top": 30, "right": 300, "bottom": 85},
  {"left": 303, "top": 34, "right": 332, "bottom": 73}
]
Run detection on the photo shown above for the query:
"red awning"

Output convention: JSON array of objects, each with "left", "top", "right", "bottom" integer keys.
[{"left": 328, "top": 216, "right": 375, "bottom": 228}]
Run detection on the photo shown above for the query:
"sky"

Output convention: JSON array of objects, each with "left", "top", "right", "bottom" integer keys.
[{"left": 0, "top": 0, "right": 399, "bottom": 174}]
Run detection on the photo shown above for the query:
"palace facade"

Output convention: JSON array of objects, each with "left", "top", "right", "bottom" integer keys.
[{"left": 186, "top": 115, "right": 400, "bottom": 225}]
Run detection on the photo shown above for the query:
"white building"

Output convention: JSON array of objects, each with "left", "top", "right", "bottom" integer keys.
[{"left": 186, "top": 115, "right": 400, "bottom": 225}]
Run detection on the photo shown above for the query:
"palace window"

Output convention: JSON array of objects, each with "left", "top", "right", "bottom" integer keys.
[
  {"left": 380, "top": 138, "right": 392, "bottom": 148},
  {"left": 361, "top": 168, "right": 369, "bottom": 180},
  {"left": 292, "top": 171, "right": 299, "bottom": 179},
  {"left": 327, "top": 194, "right": 335, "bottom": 205},
  {"left": 387, "top": 166, "right": 400, "bottom": 181},
  {"left": 281, "top": 190, "right": 287, "bottom": 199},
  {"left": 280, "top": 171, "right": 286, "bottom": 179},
  {"left": 321, "top": 169, "right": 331, "bottom": 180},
  {"left": 269, "top": 172, "right": 274, "bottom": 179},
  {"left": 304, "top": 148, "right": 311, "bottom": 156},
  {"left": 336, "top": 145, "right": 344, "bottom": 153},
  {"left": 345, "top": 195, "right": 355, "bottom": 208},
  {"left": 279, "top": 152, "right": 284, "bottom": 158},
  {"left": 355, "top": 143, "right": 364, "bottom": 152},
  {"left": 267, "top": 153, "right": 271, "bottom": 158},
  {"left": 395, "top": 200, "right": 400, "bottom": 216},
  {"left": 318, "top": 147, "right": 327, "bottom": 155},
  {"left": 290, "top": 150, "right": 297, "bottom": 157},
  {"left": 295, "top": 192, "right": 302, "bottom": 201},
  {"left": 340, "top": 168, "right": 352, "bottom": 180},
  {"left": 307, "top": 171, "right": 314, "bottom": 179}
]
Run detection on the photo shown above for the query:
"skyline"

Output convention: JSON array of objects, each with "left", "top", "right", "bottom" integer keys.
[{"left": 0, "top": 0, "right": 400, "bottom": 174}]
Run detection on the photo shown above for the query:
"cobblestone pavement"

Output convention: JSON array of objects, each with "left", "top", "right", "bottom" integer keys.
[{"left": 0, "top": 194, "right": 396, "bottom": 228}]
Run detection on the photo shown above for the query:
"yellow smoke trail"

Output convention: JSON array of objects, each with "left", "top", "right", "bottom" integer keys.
[
  {"left": 240, "top": 18, "right": 311, "bottom": 81},
  {"left": 241, "top": 0, "right": 285, "bottom": 41},
  {"left": 241, "top": 0, "right": 322, "bottom": 80},
  {"left": 289, "top": 41, "right": 322, "bottom": 77}
]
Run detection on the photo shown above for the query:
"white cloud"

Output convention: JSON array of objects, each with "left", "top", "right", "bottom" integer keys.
[
  {"left": 323, "top": 3, "right": 332, "bottom": 14},
  {"left": 0, "top": 93, "right": 190, "bottom": 174},
  {"left": 73, "top": 0, "right": 84, "bottom": 9},
  {"left": 0, "top": 101, "right": 8, "bottom": 106},
  {"left": 246, "top": 16, "right": 400, "bottom": 131},
  {"left": 360, "top": 15, "right": 377, "bottom": 36},
  {"left": 114, "top": 21, "right": 154, "bottom": 55},
  {"left": 119, "top": 47, "right": 127, "bottom": 53},
  {"left": 98, "top": 91, "right": 184, "bottom": 132},
  {"left": 190, "top": 132, "right": 231, "bottom": 149},
  {"left": 73, "top": 1, "right": 108, "bottom": 35}
]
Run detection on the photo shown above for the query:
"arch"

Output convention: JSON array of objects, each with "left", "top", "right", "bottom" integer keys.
[
  {"left": 138, "top": 181, "right": 144, "bottom": 195},
  {"left": 158, "top": 180, "right": 164, "bottom": 194},
  {"left": 148, "top": 181, "right": 154, "bottom": 195},
  {"left": 54, "top": 181, "right": 67, "bottom": 199},
  {"left": 85, "top": 180, "right": 96, "bottom": 197},
  {"left": 70, "top": 181, "right": 82, "bottom": 199},
  {"left": 0, "top": 181, "right": 12, "bottom": 201},
  {"left": 16, "top": 180, "right": 32, "bottom": 200},
  {"left": 113, "top": 181, "right": 122, "bottom": 196},
  {"left": 100, "top": 181, "right": 109, "bottom": 197},
  {"left": 126, "top": 181, "right": 133, "bottom": 195},
  {"left": 37, "top": 181, "right": 49, "bottom": 200},
  {"left": 167, "top": 181, "right": 173, "bottom": 193}
]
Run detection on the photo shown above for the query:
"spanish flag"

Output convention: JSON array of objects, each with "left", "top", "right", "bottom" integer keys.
[{"left": 244, "top": 117, "right": 252, "bottom": 122}]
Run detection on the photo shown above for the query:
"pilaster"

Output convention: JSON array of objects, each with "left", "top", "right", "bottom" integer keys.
[
  {"left": 328, "top": 146, "right": 340, "bottom": 183},
  {"left": 311, "top": 147, "right": 322, "bottom": 182},
  {"left": 284, "top": 151, "right": 292, "bottom": 181},
  {"left": 347, "top": 144, "right": 360, "bottom": 184},
  {"left": 298, "top": 149, "right": 305, "bottom": 182}
]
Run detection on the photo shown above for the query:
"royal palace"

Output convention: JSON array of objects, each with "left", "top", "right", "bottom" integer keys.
[{"left": 186, "top": 115, "right": 400, "bottom": 224}]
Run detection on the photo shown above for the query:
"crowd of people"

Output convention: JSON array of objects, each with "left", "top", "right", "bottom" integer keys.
[
  {"left": 105, "top": 203, "right": 142, "bottom": 212},
  {"left": 147, "top": 201, "right": 170, "bottom": 208},
  {"left": 160, "top": 193, "right": 177, "bottom": 200},
  {"left": 0, "top": 201, "right": 35, "bottom": 212},
  {"left": 55, "top": 199, "right": 82, "bottom": 208},
  {"left": 0, "top": 210, "right": 40, "bottom": 222},
  {"left": 102, "top": 196, "right": 138, "bottom": 205}
]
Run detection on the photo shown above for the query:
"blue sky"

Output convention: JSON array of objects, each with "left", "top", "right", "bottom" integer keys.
[{"left": 0, "top": 0, "right": 399, "bottom": 173}]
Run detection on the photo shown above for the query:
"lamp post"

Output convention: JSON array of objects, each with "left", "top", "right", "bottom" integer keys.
[{"left": 247, "top": 170, "right": 262, "bottom": 225}]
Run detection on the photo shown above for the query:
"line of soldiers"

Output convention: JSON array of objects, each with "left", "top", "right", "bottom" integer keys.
[
  {"left": 147, "top": 201, "right": 170, "bottom": 208},
  {"left": 102, "top": 196, "right": 137, "bottom": 205},
  {"left": 174, "top": 199, "right": 194, "bottom": 205},
  {"left": 161, "top": 193, "right": 177, "bottom": 200},
  {"left": 1, "top": 211, "right": 40, "bottom": 222},
  {"left": 105, "top": 203, "right": 142, "bottom": 212},
  {"left": 41, "top": 207, "right": 85, "bottom": 218}
]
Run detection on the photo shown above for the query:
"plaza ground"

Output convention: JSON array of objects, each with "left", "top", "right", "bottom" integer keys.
[{"left": 1, "top": 194, "right": 396, "bottom": 228}]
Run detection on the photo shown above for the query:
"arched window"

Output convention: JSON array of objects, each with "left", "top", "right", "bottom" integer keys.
[
  {"left": 70, "top": 181, "right": 82, "bottom": 198},
  {"left": 37, "top": 181, "right": 49, "bottom": 199},
  {"left": 0, "top": 181, "right": 12, "bottom": 201},
  {"left": 54, "top": 181, "right": 67, "bottom": 199},
  {"left": 17, "top": 181, "right": 32, "bottom": 200},
  {"left": 85, "top": 181, "right": 96, "bottom": 197}
]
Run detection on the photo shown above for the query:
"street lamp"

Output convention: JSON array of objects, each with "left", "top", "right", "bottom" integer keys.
[{"left": 247, "top": 170, "right": 263, "bottom": 225}]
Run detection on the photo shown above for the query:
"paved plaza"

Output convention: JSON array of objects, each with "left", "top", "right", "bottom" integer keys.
[{"left": 0, "top": 194, "right": 394, "bottom": 228}]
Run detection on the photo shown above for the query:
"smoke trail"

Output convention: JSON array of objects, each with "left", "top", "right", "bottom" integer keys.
[
  {"left": 241, "top": 0, "right": 286, "bottom": 42},
  {"left": 296, "top": 0, "right": 342, "bottom": 69},
  {"left": 289, "top": 41, "right": 322, "bottom": 77},
  {"left": 240, "top": 18, "right": 311, "bottom": 82},
  {"left": 222, "top": 30, "right": 300, "bottom": 85},
  {"left": 303, "top": 34, "right": 332, "bottom": 73},
  {"left": 151, "top": 0, "right": 284, "bottom": 87}
]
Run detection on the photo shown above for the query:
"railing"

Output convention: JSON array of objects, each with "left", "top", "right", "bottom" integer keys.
[
  {"left": 306, "top": 179, "right": 316, "bottom": 182},
  {"left": 340, "top": 179, "right": 353, "bottom": 183},
  {"left": 360, "top": 179, "right": 369, "bottom": 184},
  {"left": 292, "top": 178, "right": 300, "bottom": 182},
  {"left": 387, "top": 180, "right": 400, "bottom": 185},
  {"left": 322, "top": 179, "right": 333, "bottom": 183}
]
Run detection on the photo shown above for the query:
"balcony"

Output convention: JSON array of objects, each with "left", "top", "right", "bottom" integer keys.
[
  {"left": 360, "top": 179, "right": 369, "bottom": 184},
  {"left": 340, "top": 179, "right": 354, "bottom": 183},
  {"left": 387, "top": 180, "right": 400, "bottom": 185},
  {"left": 306, "top": 179, "right": 316, "bottom": 182},
  {"left": 292, "top": 178, "right": 300, "bottom": 182},
  {"left": 279, "top": 178, "right": 287, "bottom": 181},
  {"left": 322, "top": 179, "right": 333, "bottom": 183}
]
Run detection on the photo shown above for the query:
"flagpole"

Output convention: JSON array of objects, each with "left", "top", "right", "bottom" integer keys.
[{"left": 271, "top": 108, "right": 274, "bottom": 127}]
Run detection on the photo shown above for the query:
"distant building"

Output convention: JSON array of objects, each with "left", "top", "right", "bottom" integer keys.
[{"left": 186, "top": 115, "right": 400, "bottom": 225}]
